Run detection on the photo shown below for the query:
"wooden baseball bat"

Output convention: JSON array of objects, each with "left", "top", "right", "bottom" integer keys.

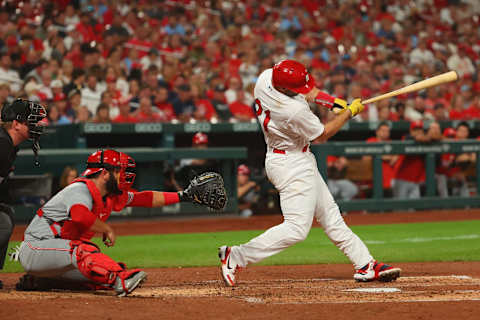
[{"left": 361, "top": 71, "right": 458, "bottom": 105}]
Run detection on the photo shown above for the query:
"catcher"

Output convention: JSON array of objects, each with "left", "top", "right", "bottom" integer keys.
[{"left": 12, "top": 149, "right": 226, "bottom": 296}]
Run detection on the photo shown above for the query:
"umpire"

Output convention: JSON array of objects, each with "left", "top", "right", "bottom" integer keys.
[{"left": 0, "top": 99, "right": 46, "bottom": 289}]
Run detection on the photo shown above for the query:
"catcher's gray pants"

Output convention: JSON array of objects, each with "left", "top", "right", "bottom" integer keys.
[
  {"left": 18, "top": 239, "right": 88, "bottom": 282},
  {"left": 231, "top": 151, "right": 373, "bottom": 270},
  {"left": 0, "top": 204, "right": 14, "bottom": 269},
  {"left": 328, "top": 179, "right": 359, "bottom": 200},
  {"left": 392, "top": 179, "right": 421, "bottom": 199}
]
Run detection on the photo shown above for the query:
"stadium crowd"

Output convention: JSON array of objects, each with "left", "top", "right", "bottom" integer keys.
[{"left": 0, "top": 0, "right": 479, "bottom": 125}]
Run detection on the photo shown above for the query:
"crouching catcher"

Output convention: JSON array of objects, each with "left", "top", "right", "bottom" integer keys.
[{"left": 13, "top": 149, "right": 227, "bottom": 296}]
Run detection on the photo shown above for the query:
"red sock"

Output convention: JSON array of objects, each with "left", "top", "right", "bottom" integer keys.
[{"left": 163, "top": 192, "right": 180, "bottom": 205}]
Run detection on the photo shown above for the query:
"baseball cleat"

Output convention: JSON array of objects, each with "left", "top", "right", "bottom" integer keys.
[
  {"left": 113, "top": 270, "right": 147, "bottom": 297},
  {"left": 218, "top": 245, "right": 239, "bottom": 287},
  {"left": 354, "top": 260, "right": 401, "bottom": 282}
]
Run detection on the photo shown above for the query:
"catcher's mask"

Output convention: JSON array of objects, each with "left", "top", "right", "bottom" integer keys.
[
  {"left": 1, "top": 99, "right": 47, "bottom": 166},
  {"left": 82, "top": 149, "right": 128, "bottom": 195},
  {"left": 119, "top": 152, "right": 136, "bottom": 190}
]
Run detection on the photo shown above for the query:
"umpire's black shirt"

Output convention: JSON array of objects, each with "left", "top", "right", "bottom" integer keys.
[{"left": 0, "top": 126, "right": 19, "bottom": 203}]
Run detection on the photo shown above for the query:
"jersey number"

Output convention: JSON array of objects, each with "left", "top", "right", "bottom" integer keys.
[{"left": 255, "top": 99, "right": 270, "bottom": 133}]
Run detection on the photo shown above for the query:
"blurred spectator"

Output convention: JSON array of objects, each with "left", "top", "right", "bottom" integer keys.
[
  {"left": 437, "top": 127, "right": 458, "bottom": 197},
  {"left": 364, "top": 122, "right": 398, "bottom": 193},
  {"left": 93, "top": 103, "right": 111, "bottom": 123},
  {"left": 409, "top": 38, "right": 434, "bottom": 66},
  {"left": 449, "top": 94, "right": 468, "bottom": 120},
  {"left": 0, "top": 0, "right": 477, "bottom": 126},
  {"left": 55, "top": 165, "right": 78, "bottom": 194},
  {"left": 171, "top": 84, "right": 195, "bottom": 122},
  {"left": 191, "top": 84, "right": 217, "bottom": 122},
  {"left": 327, "top": 156, "right": 359, "bottom": 201},
  {"left": 81, "top": 73, "right": 104, "bottom": 115},
  {"left": 0, "top": 83, "right": 12, "bottom": 106},
  {"left": 63, "top": 69, "right": 85, "bottom": 96},
  {"left": 165, "top": 132, "right": 218, "bottom": 191},
  {"left": 140, "top": 48, "right": 162, "bottom": 72},
  {"left": 225, "top": 77, "right": 253, "bottom": 105},
  {"left": 447, "top": 45, "right": 475, "bottom": 77},
  {"left": 228, "top": 90, "right": 255, "bottom": 122},
  {"left": 132, "top": 96, "right": 164, "bottom": 122},
  {"left": 0, "top": 52, "right": 22, "bottom": 93},
  {"left": 211, "top": 84, "right": 232, "bottom": 122},
  {"left": 112, "top": 97, "right": 136, "bottom": 123},
  {"left": 392, "top": 120, "right": 430, "bottom": 199},
  {"left": 153, "top": 86, "right": 176, "bottom": 122},
  {"left": 237, "top": 164, "right": 260, "bottom": 218},
  {"left": 75, "top": 106, "right": 91, "bottom": 123},
  {"left": 405, "top": 97, "right": 428, "bottom": 121}
]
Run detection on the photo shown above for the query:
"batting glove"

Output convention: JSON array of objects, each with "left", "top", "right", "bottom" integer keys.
[{"left": 346, "top": 98, "right": 364, "bottom": 117}]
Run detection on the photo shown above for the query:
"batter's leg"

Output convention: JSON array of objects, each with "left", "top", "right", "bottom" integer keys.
[
  {"left": 231, "top": 155, "right": 317, "bottom": 267},
  {"left": 314, "top": 169, "right": 373, "bottom": 270}
]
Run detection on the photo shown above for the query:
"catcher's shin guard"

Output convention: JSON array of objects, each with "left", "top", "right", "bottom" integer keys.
[{"left": 72, "top": 241, "right": 126, "bottom": 285}]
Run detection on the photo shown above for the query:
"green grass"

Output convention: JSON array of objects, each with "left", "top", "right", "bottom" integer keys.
[{"left": 3, "top": 220, "right": 480, "bottom": 273}]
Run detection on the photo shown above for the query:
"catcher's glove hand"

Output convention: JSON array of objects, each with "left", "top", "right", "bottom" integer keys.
[{"left": 179, "top": 172, "right": 227, "bottom": 211}]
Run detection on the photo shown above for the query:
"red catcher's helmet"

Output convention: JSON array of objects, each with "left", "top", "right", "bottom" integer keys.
[
  {"left": 81, "top": 149, "right": 121, "bottom": 177},
  {"left": 119, "top": 152, "right": 136, "bottom": 190},
  {"left": 272, "top": 59, "right": 315, "bottom": 94},
  {"left": 193, "top": 132, "right": 208, "bottom": 145}
]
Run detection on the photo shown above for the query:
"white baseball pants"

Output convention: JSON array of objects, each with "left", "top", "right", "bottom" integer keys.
[{"left": 231, "top": 150, "right": 373, "bottom": 270}]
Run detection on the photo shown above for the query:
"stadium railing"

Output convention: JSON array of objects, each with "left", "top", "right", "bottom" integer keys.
[{"left": 312, "top": 140, "right": 480, "bottom": 212}]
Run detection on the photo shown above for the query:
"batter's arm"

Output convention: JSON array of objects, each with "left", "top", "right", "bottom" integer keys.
[
  {"left": 304, "top": 87, "right": 347, "bottom": 113},
  {"left": 313, "top": 109, "right": 352, "bottom": 143},
  {"left": 314, "top": 99, "right": 364, "bottom": 143}
]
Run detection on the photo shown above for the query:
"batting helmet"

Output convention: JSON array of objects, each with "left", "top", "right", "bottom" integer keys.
[
  {"left": 193, "top": 132, "right": 208, "bottom": 145},
  {"left": 81, "top": 149, "right": 122, "bottom": 177},
  {"left": 119, "top": 152, "right": 136, "bottom": 190},
  {"left": 272, "top": 59, "right": 315, "bottom": 94}
]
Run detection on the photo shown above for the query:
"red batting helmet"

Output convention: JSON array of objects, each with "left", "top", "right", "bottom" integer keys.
[
  {"left": 81, "top": 149, "right": 122, "bottom": 177},
  {"left": 193, "top": 132, "right": 208, "bottom": 145},
  {"left": 119, "top": 152, "right": 136, "bottom": 190},
  {"left": 272, "top": 59, "right": 315, "bottom": 94}
]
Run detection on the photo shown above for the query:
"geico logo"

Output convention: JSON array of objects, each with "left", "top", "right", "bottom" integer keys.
[
  {"left": 233, "top": 122, "right": 258, "bottom": 132},
  {"left": 135, "top": 123, "right": 163, "bottom": 132},
  {"left": 84, "top": 123, "right": 112, "bottom": 133},
  {"left": 184, "top": 123, "right": 211, "bottom": 132}
]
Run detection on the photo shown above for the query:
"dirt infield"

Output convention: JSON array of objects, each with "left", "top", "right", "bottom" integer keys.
[{"left": 2, "top": 209, "right": 480, "bottom": 319}]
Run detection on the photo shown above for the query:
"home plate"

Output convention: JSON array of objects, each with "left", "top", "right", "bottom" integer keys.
[{"left": 343, "top": 288, "right": 401, "bottom": 293}]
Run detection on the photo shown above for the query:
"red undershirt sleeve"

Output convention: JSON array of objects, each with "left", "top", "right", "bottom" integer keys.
[
  {"left": 69, "top": 204, "right": 97, "bottom": 230},
  {"left": 129, "top": 191, "right": 154, "bottom": 207}
]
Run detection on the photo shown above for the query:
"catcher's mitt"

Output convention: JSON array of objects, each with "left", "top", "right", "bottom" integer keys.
[{"left": 181, "top": 172, "right": 227, "bottom": 210}]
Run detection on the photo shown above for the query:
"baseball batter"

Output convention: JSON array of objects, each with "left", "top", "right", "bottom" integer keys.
[
  {"left": 13, "top": 149, "right": 225, "bottom": 296},
  {"left": 219, "top": 60, "right": 401, "bottom": 286}
]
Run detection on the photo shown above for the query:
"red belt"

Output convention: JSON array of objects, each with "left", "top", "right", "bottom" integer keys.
[
  {"left": 273, "top": 145, "right": 309, "bottom": 154},
  {"left": 37, "top": 208, "right": 61, "bottom": 238}
]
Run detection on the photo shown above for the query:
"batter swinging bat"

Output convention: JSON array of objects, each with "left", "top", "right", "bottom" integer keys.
[{"left": 334, "top": 71, "right": 458, "bottom": 113}]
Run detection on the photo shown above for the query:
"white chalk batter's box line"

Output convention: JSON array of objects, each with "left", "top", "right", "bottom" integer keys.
[
  {"left": 363, "top": 234, "right": 480, "bottom": 244},
  {"left": 203, "top": 275, "right": 476, "bottom": 286}
]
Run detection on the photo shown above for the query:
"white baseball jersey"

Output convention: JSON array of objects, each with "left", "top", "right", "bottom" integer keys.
[
  {"left": 228, "top": 67, "right": 374, "bottom": 271},
  {"left": 253, "top": 68, "right": 324, "bottom": 151}
]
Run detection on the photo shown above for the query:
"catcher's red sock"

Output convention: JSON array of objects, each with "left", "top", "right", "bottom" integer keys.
[{"left": 163, "top": 192, "right": 180, "bottom": 205}]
